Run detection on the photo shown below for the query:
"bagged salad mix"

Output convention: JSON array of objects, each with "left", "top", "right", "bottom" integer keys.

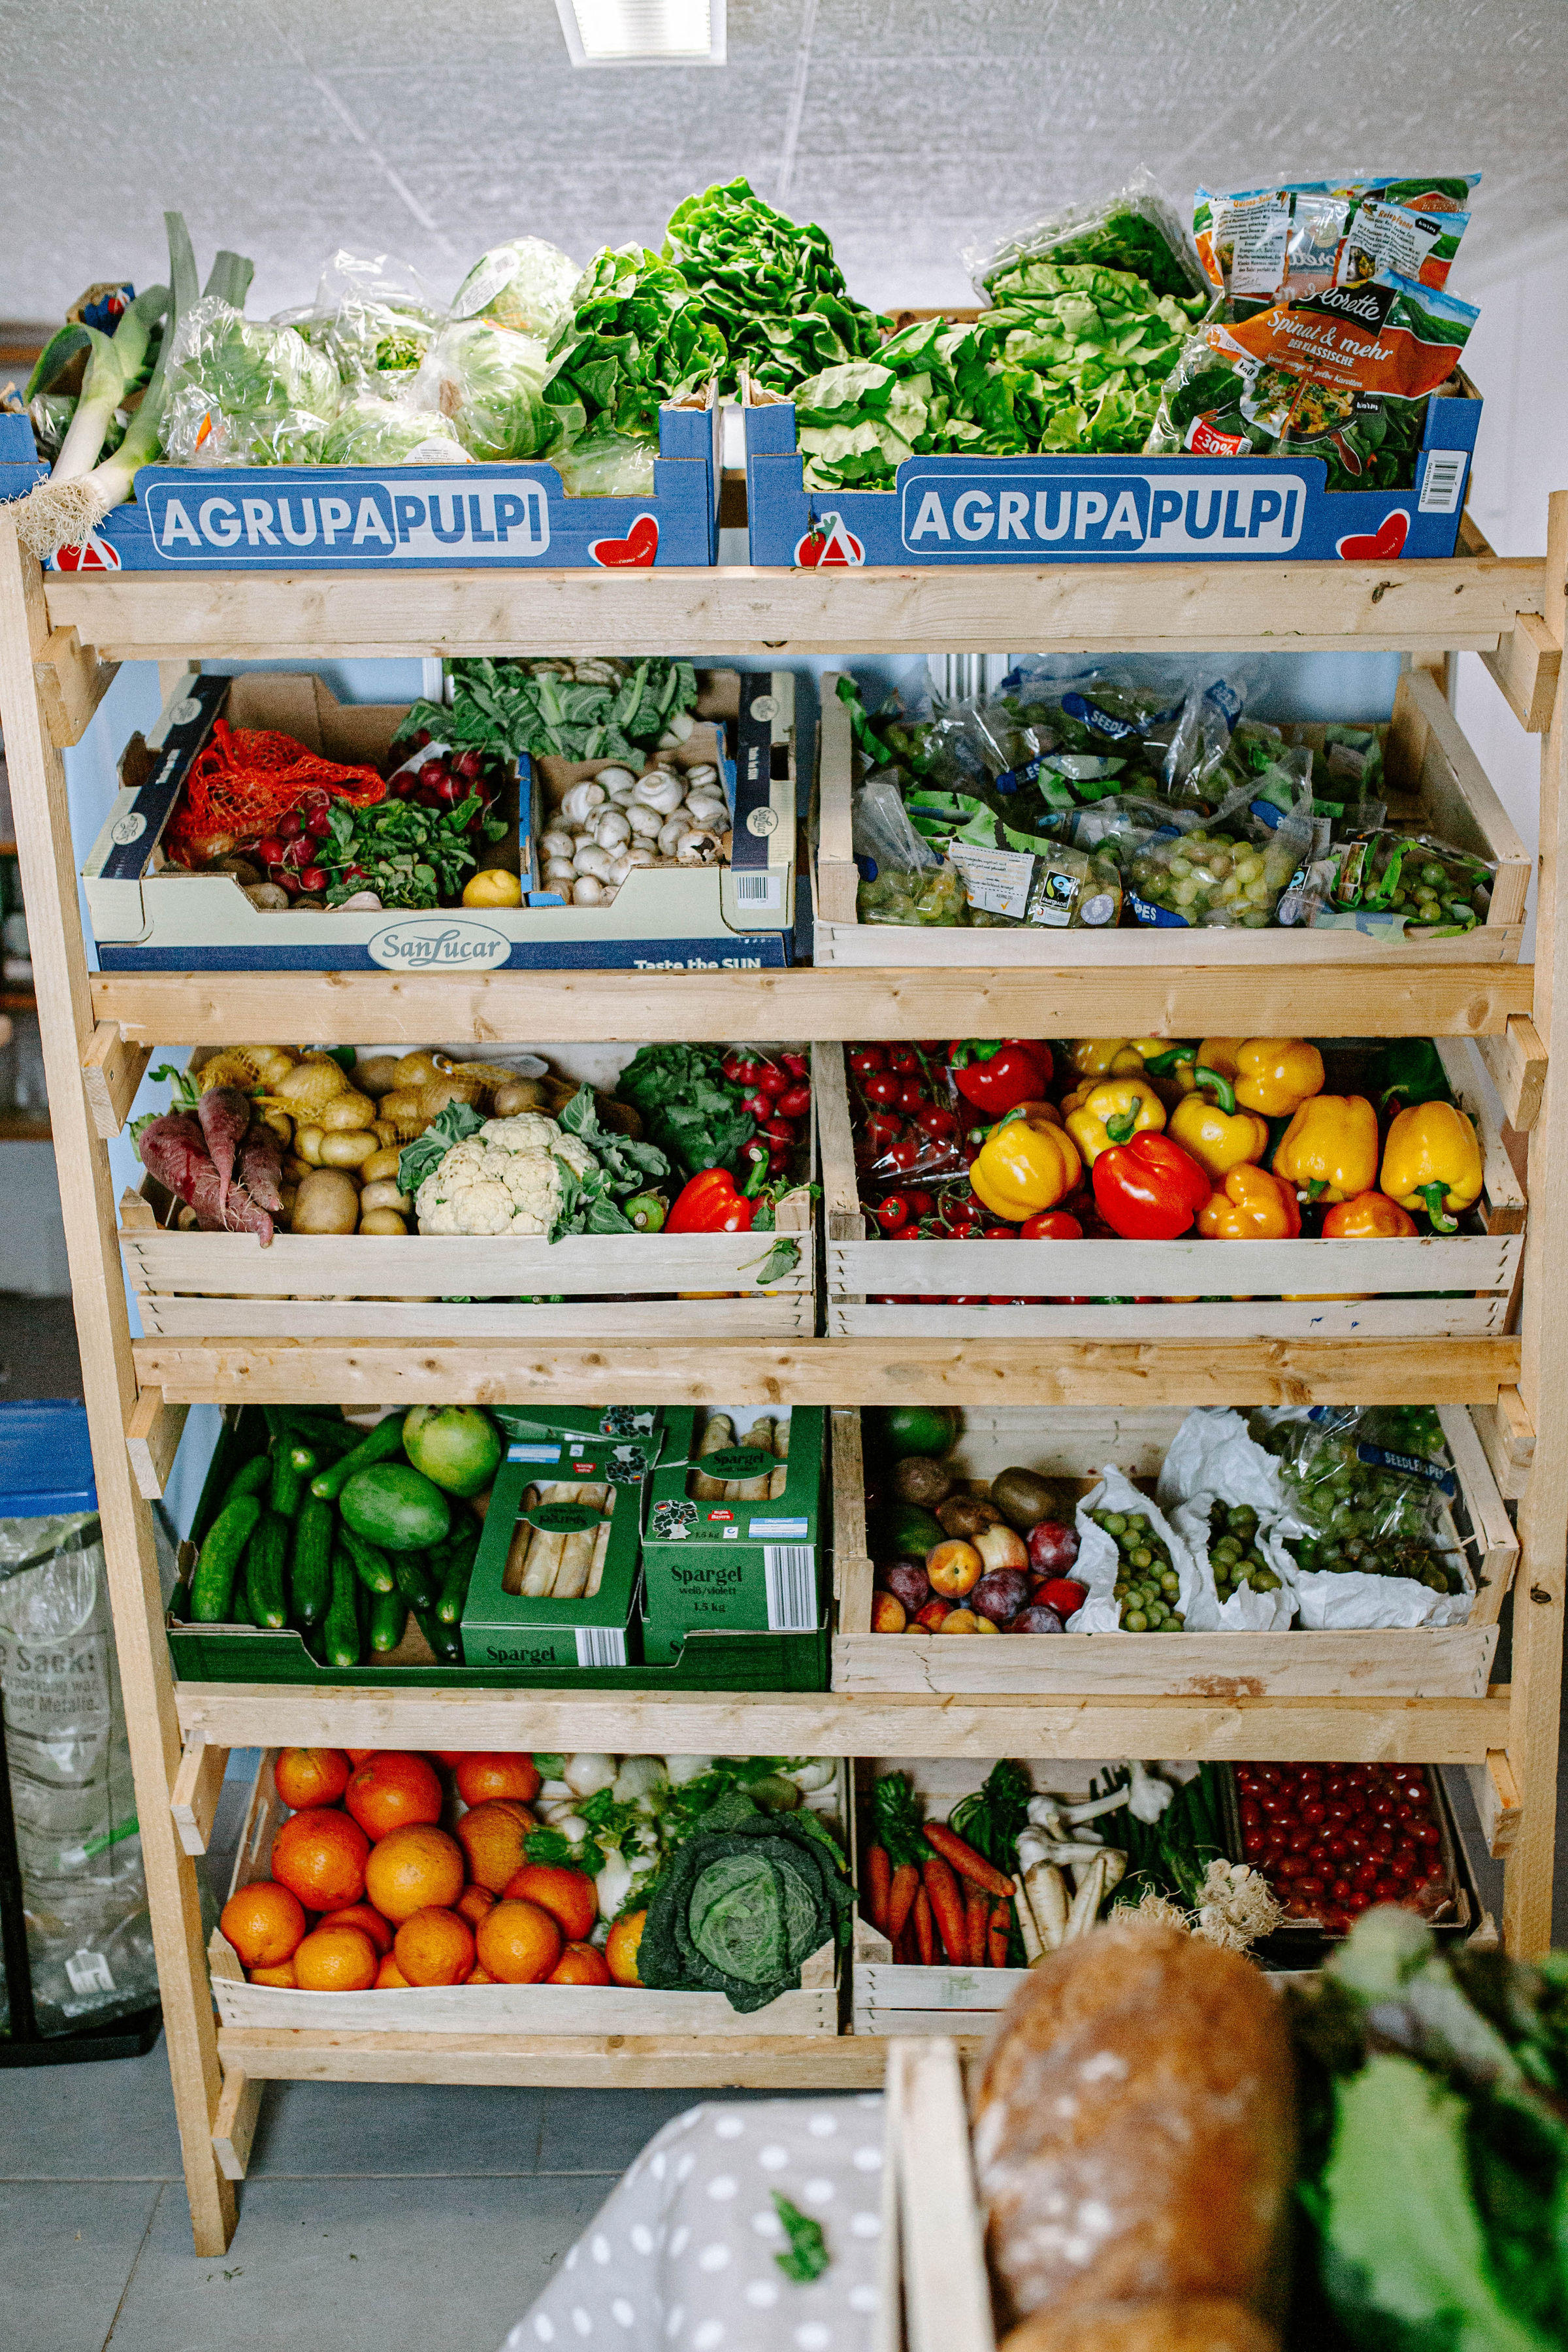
[{"left": 1193, "top": 175, "right": 1478, "bottom": 318}]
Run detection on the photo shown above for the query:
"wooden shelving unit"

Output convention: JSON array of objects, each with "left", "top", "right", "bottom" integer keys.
[{"left": 1, "top": 522, "right": 1563, "bottom": 2257}]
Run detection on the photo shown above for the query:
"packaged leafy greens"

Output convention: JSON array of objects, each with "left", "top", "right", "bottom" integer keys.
[
  {"left": 550, "top": 434, "right": 656, "bottom": 498},
  {"left": 160, "top": 297, "right": 342, "bottom": 466},
  {"left": 662, "top": 176, "right": 889, "bottom": 396},
  {"left": 449, "top": 237, "right": 581, "bottom": 342},
  {"left": 408, "top": 320, "right": 550, "bottom": 463},
  {"left": 966, "top": 169, "right": 1205, "bottom": 303},
  {"left": 1193, "top": 176, "right": 1479, "bottom": 318},
  {"left": 319, "top": 397, "right": 472, "bottom": 466},
  {"left": 278, "top": 250, "right": 445, "bottom": 395},
  {"left": 1146, "top": 267, "right": 1478, "bottom": 491}
]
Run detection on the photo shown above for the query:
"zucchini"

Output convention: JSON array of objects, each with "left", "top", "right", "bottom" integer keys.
[
  {"left": 391, "top": 1547, "right": 437, "bottom": 1614},
  {"left": 190, "top": 1494, "right": 262, "bottom": 1622},
  {"left": 325, "top": 1547, "right": 362, "bottom": 1669},
  {"left": 436, "top": 1527, "right": 480, "bottom": 1626},
  {"left": 338, "top": 1524, "right": 395, "bottom": 1596},
  {"left": 415, "top": 1605, "right": 464, "bottom": 1666},
  {"left": 244, "top": 1509, "right": 290, "bottom": 1629},
  {"left": 369, "top": 1589, "right": 407, "bottom": 1656},
  {"left": 289, "top": 1494, "right": 335, "bottom": 1628},
  {"left": 310, "top": 1413, "right": 408, "bottom": 1502},
  {"left": 269, "top": 1441, "right": 314, "bottom": 1519}
]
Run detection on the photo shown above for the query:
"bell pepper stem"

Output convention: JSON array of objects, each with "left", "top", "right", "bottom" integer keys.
[
  {"left": 1307, "top": 1178, "right": 1327, "bottom": 1201},
  {"left": 1420, "top": 1181, "right": 1458, "bottom": 1233},
  {"left": 1105, "top": 1109, "right": 1137, "bottom": 1143},
  {"left": 1193, "top": 1066, "right": 1237, "bottom": 1115},
  {"left": 1143, "top": 1046, "right": 1196, "bottom": 1077}
]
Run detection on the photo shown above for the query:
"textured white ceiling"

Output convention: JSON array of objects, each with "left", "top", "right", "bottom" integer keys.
[{"left": 2, "top": 0, "right": 1565, "bottom": 324}]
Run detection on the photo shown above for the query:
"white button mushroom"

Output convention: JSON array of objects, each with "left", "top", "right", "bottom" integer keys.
[
  {"left": 683, "top": 763, "right": 720, "bottom": 792},
  {"left": 593, "top": 809, "right": 632, "bottom": 851},
  {"left": 684, "top": 792, "right": 729, "bottom": 830},
  {"left": 543, "top": 858, "right": 578, "bottom": 889},
  {"left": 677, "top": 828, "right": 723, "bottom": 864},
  {"left": 571, "top": 875, "right": 606, "bottom": 906},
  {"left": 560, "top": 780, "right": 608, "bottom": 828},
  {"left": 606, "top": 848, "right": 656, "bottom": 888},
  {"left": 657, "top": 812, "right": 691, "bottom": 857},
  {"left": 595, "top": 766, "right": 637, "bottom": 798},
  {"left": 631, "top": 770, "right": 686, "bottom": 816},
  {"left": 627, "top": 802, "right": 664, "bottom": 842},
  {"left": 540, "top": 827, "right": 576, "bottom": 864},
  {"left": 573, "top": 842, "right": 614, "bottom": 881}
]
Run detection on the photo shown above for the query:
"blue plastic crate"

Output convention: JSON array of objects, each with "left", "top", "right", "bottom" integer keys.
[{"left": 0, "top": 1401, "right": 96, "bottom": 1517}]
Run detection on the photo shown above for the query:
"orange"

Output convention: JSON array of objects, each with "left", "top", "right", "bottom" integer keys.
[
  {"left": 454, "top": 1752, "right": 541, "bottom": 1806},
  {"left": 318, "top": 1901, "right": 394, "bottom": 1957},
  {"left": 293, "top": 1922, "right": 378, "bottom": 1991},
  {"left": 273, "top": 1747, "right": 352, "bottom": 1811},
  {"left": 549, "top": 1942, "right": 611, "bottom": 1987},
  {"left": 476, "top": 1898, "right": 562, "bottom": 1985},
  {"left": 271, "top": 1806, "right": 369, "bottom": 1911},
  {"left": 248, "top": 1959, "right": 298, "bottom": 1987},
  {"left": 346, "top": 1749, "right": 380, "bottom": 1765},
  {"left": 455, "top": 1884, "right": 496, "bottom": 1929},
  {"left": 455, "top": 1799, "right": 534, "bottom": 1893},
  {"left": 220, "top": 1878, "right": 306, "bottom": 1968},
  {"left": 374, "top": 1953, "right": 412, "bottom": 1988},
  {"left": 431, "top": 1751, "right": 466, "bottom": 1769},
  {"left": 504, "top": 1863, "right": 596, "bottom": 1943},
  {"left": 394, "top": 1905, "right": 476, "bottom": 1987},
  {"left": 345, "top": 1751, "right": 444, "bottom": 1842},
  {"left": 605, "top": 1910, "right": 646, "bottom": 1987},
  {"left": 364, "top": 1823, "right": 465, "bottom": 1923}
]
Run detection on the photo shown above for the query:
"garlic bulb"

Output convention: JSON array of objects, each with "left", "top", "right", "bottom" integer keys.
[
  {"left": 657, "top": 813, "right": 691, "bottom": 857},
  {"left": 627, "top": 802, "right": 664, "bottom": 842},
  {"left": 560, "top": 781, "right": 608, "bottom": 827},
  {"left": 572, "top": 875, "right": 605, "bottom": 906},
  {"left": 593, "top": 809, "right": 632, "bottom": 851},
  {"left": 684, "top": 763, "right": 719, "bottom": 792},
  {"left": 632, "top": 770, "right": 685, "bottom": 816},
  {"left": 574, "top": 843, "right": 613, "bottom": 881},
  {"left": 540, "top": 827, "right": 576, "bottom": 864},
  {"left": 677, "top": 829, "right": 723, "bottom": 864}
]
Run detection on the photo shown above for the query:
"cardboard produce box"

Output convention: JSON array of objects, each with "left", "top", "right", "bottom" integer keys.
[
  {"left": 642, "top": 1405, "right": 825, "bottom": 1642},
  {"left": 461, "top": 1436, "right": 647, "bottom": 1670}
]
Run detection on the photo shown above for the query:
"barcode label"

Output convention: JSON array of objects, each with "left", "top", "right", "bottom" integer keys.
[
  {"left": 1419, "top": 451, "right": 1465, "bottom": 514},
  {"left": 65, "top": 1949, "right": 115, "bottom": 1994},
  {"left": 574, "top": 1626, "right": 628, "bottom": 1667},
  {"left": 764, "top": 1544, "right": 817, "bottom": 1631},
  {"left": 734, "top": 871, "right": 781, "bottom": 906}
]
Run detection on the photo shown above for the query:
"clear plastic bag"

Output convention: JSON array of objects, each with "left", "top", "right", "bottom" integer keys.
[
  {"left": 450, "top": 237, "right": 581, "bottom": 341},
  {"left": 319, "top": 395, "right": 472, "bottom": 467},
  {"left": 276, "top": 250, "right": 446, "bottom": 396},
  {"left": 1250, "top": 1405, "right": 1473, "bottom": 1626},
  {"left": 1319, "top": 829, "right": 1494, "bottom": 934},
  {"left": 160, "top": 296, "right": 342, "bottom": 468},
  {"left": 967, "top": 167, "right": 1205, "bottom": 303},
  {"left": 551, "top": 433, "right": 657, "bottom": 497},
  {"left": 970, "top": 659, "right": 1199, "bottom": 814},
  {"left": 0, "top": 1512, "right": 159, "bottom": 2032},
  {"left": 406, "top": 319, "right": 551, "bottom": 463},
  {"left": 851, "top": 770, "right": 968, "bottom": 927},
  {"left": 1126, "top": 763, "right": 1316, "bottom": 927}
]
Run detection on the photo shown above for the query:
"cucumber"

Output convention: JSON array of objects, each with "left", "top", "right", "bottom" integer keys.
[
  {"left": 284, "top": 1416, "right": 363, "bottom": 1459},
  {"left": 325, "top": 1547, "right": 362, "bottom": 1669},
  {"left": 369, "top": 1589, "right": 407, "bottom": 1656},
  {"left": 310, "top": 1413, "right": 408, "bottom": 1503},
  {"left": 391, "top": 1547, "right": 437, "bottom": 1614},
  {"left": 223, "top": 1453, "right": 272, "bottom": 1508},
  {"left": 296, "top": 1613, "right": 327, "bottom": 1665},
  {"left": 340, "top": 1463, "right": 450, "bottom": 1552},
  {"left": 244, "top": 1509, "right": 290, "bottom": 1629},
  {"left": 190, "top": 1494, "right": 262, "bottom": 1622},
  {"left": 269, "top": 1441, "right": 314, "bottom": 1519},
  {"left": 338, "top": 1524, "right": 395, "bottom": 1596},
  {"left": 415, "top": 1605, "right": 464, "bottom": 1667},
  {"left": 436, "top": 1527, "right": 480, "bottom": 1626},
  {"left": 289, "top": 1494, "right": 335, "bottom": 1628}
]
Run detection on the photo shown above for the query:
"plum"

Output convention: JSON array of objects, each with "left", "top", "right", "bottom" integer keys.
[
  {"left": 1009, "top": 1603, "right": 1066, "bottom": 1634},
  {"left": 970, "top": 1567, "right": 1030, "bottom": 1625},
  {"left": 1028, "top": 1519, "right": 1080, "bottom": 1578},
  {"left": 881, "top": 1557, "right": 932, "bottom": 1615}
]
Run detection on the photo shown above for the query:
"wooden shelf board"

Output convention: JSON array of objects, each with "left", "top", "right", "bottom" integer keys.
[
  {"left": 42, "top": 555, "right": 1546, "bottom": 662},
  {"left": 219, "top": 2024, "right": 889, "bottom": 2089},
  {"left": 133, "top": 1331, "right": 1518, "bottom": 1410},
  {"left": 176, "top": 1681, "right": 1511, "bottom": 1765},
  {"left": 93, "top": 962, "right": 1535, "bottom": 1046}
]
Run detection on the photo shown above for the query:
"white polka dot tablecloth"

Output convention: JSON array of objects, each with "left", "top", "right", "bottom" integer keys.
[{"left": 500, "top": 2096, "right": 887, "bottom": 2352}]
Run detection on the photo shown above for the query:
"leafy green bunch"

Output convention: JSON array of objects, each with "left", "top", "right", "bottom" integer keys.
[
  {"left": 542, "top": 246, "right": 724, "bottom": 456},
  {"left": 549, "top": 1086, "right": 670, "bottom": 1240},
  {"left": 397, "top": 656, "right": 698, "bottom": 765},
  {"left": 319, "top": 791, "right": 504, "bottom": 909},
  {"left": 637, "top": 1787, "right": 855, "bottom": 2014},
  {"left": 615, "top": 1043, "right": 757, "bottom": 1177},
  {"left": 662, "top": 176, "right": 890, "bottom": 396}
]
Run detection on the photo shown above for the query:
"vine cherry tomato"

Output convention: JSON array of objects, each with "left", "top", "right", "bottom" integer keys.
[
  {"left": 903, "top": 1190, "right": 935, "bottom": 1217},
  {"left": 887, "top": 1045, "right": 922, "bottom": 1075},
  {"left": 875, "top": 1194, "right": 911, "bottom": 1233},
  {"left": 897, "top": 1081, "right": 930, "bottom": 1113},
  {"left": 915, "top": 1104, "right": 960, "bottom": 1139},
  {"left": 860, "top": 1072, "right": 902, "bottom": 1108},
  {"left": 849, "top": 1047, "right": 886, "bottom": 1077}
]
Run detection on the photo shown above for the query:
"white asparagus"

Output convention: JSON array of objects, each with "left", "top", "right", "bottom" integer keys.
[
  {"left": 768, "top": 1413, "right": 791, "bottom": 1499},
  {"left": 584, "top": 1515, "right": 612, "bottom": 1598},
  {"left": 691, "top": 1413, "right": 734, "bottom": 1501},
  {"left": 728, "top": 1416, "right": 775, "bottom": 1503}
]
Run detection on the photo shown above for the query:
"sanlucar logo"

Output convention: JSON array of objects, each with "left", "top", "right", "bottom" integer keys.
[
  {"left": 142, "top": 474, "right": 550, "bottom": 564},
  {"left": 368, "top": 920, "right": 512, "bottom": 972},
  {"left": 900, "top": 470, "right": 1306, "bottom": 556}
]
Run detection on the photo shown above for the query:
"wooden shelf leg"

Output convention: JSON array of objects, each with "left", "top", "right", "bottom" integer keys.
[
  {"left": 212, "top": 2068, "right": 264, "bottom": 2181},
  {"left": 0, "top": 517, "right": 237, "bottom": 2255}
]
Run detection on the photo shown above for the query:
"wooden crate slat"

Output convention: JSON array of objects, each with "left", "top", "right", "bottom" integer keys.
[{"left": 217, "top": 2025, "right": 889, "bottom": 2089}]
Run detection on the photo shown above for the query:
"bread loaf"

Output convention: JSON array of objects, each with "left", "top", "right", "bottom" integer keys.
[
  {"left": 1000, "top": 2296, "right": 1279, "bottom": 2352},
  {"left": 972, "top": 1921, "right": 1294, "bottom": 2334}
]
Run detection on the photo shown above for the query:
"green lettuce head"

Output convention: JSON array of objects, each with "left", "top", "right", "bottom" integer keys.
[
  {"left": 319, "top": 397, "right": 472, "bottom": 466},
  {"left": 451, "top": 237, "right": 581, "bottom": 341},
  {"left": 410, "top": 320, "right": 550, "bottom": 463},
  {"left": 161, "top": 296, "right": 342, "bottom": 466}
]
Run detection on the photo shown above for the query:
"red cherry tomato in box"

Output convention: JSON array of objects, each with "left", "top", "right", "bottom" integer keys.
[
  {"left": 915, "top": 1104, "right": 960, "bottom": 1141},
  {"left": 861, "top": 1073, "right": 902, "bottom": 1108},
  {"left": 903, "top": 1190, "right": 935, "bottom": 1218},
  {"left": 849, "top": 1048, "right": 886, "bottom": 1077},
  {"left": 1019, "top": 1211, "right": 1084, "bottom": 1240},
  {"left": 875, "top": 1194, "right": 911, "bottom": 1233}
]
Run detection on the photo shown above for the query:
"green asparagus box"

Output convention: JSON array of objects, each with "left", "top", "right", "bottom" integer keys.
[
  {"left": 461, "top": 1437, "right": 646, "bottom": 1670},
  {"left": 491, "top": 1406, "right": 666, "bottom": 1469},
  {"left": 642, "top": 1406, "right": 825, "bottom": 1639}
]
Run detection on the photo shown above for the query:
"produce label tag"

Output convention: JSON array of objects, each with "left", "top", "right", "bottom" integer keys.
[
  {"left": 751, "top": 1516, "right": 809, "bottom": 1539},
  {"left": 947, "top": 841, "right": 1034, "bottom": 919},
  {"left": 697, "top": 1445, "right": 777, "bottom": 1482},
  {"left": 508, "top": 1443, "right": 564, "bottom": 1462},
  {"left": 1356, "top": 1442, "right": 1456, "bottom": 1495},
  {"left": 521, "top": 1501, "right": 606, "bottom": 1533},
  {"left": 1127, "top": 890, "right": 1191, "bottom": 928}
]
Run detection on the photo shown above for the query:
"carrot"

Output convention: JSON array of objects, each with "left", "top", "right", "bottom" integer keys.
[
  {"left": 864, "top": 1842, "right": 892, "bottom": 1933},
  {"left": 988, "top": 1898, "right": 1011, "bottom": 1968},
  {"left": 887, "top": 1860, "right": 919, "bottom": 1943},
  {"left": 892, "top": 1917, "right": 917, "bottom": 1965},
  {"left": 923, "top": 1853, "right": 967, "bottom": 1963},
  {"left": 965, "top": 1880, "right": 990, "bottom": 1967},
  {"left": 913, "top": 1884, "right": 935, "bottom": 1967},
  {"left": 925, "top": 1820, "right": 1015, "bottom": 1897}
]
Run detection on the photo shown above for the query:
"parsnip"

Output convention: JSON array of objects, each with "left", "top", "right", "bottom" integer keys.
[
  {"left": 1013, "top": 1886, "right": 1044, "bottom": 1965},
  {"left": 1063, "top": 1850, "right": 1108, "bottom": 1942}
]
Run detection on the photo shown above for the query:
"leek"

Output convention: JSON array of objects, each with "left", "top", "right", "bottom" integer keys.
[{"left": 50, "top": 284, "right": 168, "bottom": 484}]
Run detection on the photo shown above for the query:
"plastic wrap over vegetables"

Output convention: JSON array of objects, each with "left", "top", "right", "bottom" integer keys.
[
  {"left": 551, "top": 432, "right": 657, "bottom": 498},
  {"left": 852, "top": 770, "right": 967, "bottom": 927},
  {"left": 966, "top": 167, "right": 1206, "bottom": 304},
  {"left": 319, "top": 396, "right": 472, "bottom": 467},
  {"left": 451, "top": 236, "right": 581, "bottom": 341},
  {"left": 278, "top": 249, "right": 444, "bottom": 395},
  {"left": 408, "top": 319, "right": 550, "bottom": 462},
  {"left": 160, "top": 297, "right": 342, "bottom": 466},
  {"left": 1192, "top": 175, "right": 1479, "bottom": 319}
]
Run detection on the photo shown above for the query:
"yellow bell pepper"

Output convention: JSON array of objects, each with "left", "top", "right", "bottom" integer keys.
[
  {"left": 1138, "top": 1041, "right": 1203, "bottom": 1103},
  {"left": 1197, "top": 1164, "right": 1303, "bottom": 1239},
  {"left": 1067, "top": 1037, "right": 1152, "bottom": 1079},
  {"left": 970, "top": 1111, "right": 1083, "bottom": 1222},
  {"left": 1233, "top": 1037, "right": 1326, "bottom": 1117},
  {"left": 1058, "top": 1079, "right": 1096, "bottom": 1116},
  {"left": 1380, "top": 1101, "right": 1484, "bottom": 1232},
  {"left": 1272, "top": 1094, "right": 1380, "bottom": 1203},
  {"left": 1065, "top": 1076, "right": 1166, "bottom": 1166},
  {"left": 1196, "top": 1037, "right": 1245, "bottom": 1082},
  {"left": 1168, "top": 1066, "right": 1270, "bottom": 1183}
]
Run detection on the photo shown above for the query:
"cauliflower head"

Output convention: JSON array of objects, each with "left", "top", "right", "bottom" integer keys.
[{"left": 415, "top": 1113, "right": 599, "bottom": 1236}]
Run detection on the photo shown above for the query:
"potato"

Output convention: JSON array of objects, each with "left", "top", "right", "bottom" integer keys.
[
  {"left": 248, "top": 1045, "right": 298, "bottom": 1088},
  {"left": 289, "top": 1169, "right": 361, "bottom": 1233},
  {"left": 282, "top": 1154, "right": 312, "bottom": 1186},
  {"left": 361, "top": 1147, "right": 404, "bottom": 1185},
  {"left": 321, "top": 1088, "right": 376, "bottom": 1132},
  {"left": 276, "top": 1053, "right": 348, "bottom": 1116},
  {"left": 417, "top": 1075, "right": 483, "bottom": 1120},
  {"left": 319, "top": 1129, "right": 378, "bottom": 1169},
  {"left": 295, "top": 1125, "right": 325, "bottom": 1166},
  {"left": 393, "top": 1050, "right": 444, "bottom": 1089},
  {"left": 491, "top": 1080, "right": 545, "bottom": 1119},
  {"left": 278, "top": 1185, "right": 298, "bottom": 1222},
  {"left": 358, "top": 1208, "right": 408, "bottom": 1235},
  {"left": 259, "top": 1104, "right": 294, "bottom": 1145},
  {"left": 359, "top": 1179, "right": 411, "bottom": 1216},
  {"left": 355, "top": 1054, "right": 400, "bottom": 1099}
]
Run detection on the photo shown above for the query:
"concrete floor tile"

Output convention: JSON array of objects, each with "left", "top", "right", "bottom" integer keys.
[
  {"left": 103, "top": 2170, "right": 608, "bottom": 2352},
  {"left": 0, "top": 2042, "right": 182, "bottom": 2181},
  {"left": 0, "top": 2178, "right": 163, "bottom": 2352},
  {"left": 248, "top": 2078, "right": 546, "bottom": 2178}
]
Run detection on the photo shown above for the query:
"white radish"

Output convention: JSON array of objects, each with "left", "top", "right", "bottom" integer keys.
[
  {"left": 564, "top": 1754, "right": 617, "bottom": 1796},
  {"left": 561, "top": 781, "right": 608, "bottom": 827}
]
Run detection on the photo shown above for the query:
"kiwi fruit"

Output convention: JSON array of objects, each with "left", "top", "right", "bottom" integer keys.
[
  {"left": 990, "top": 1465, "right": 1064, "bottom": 1533},
  {"left": 892, "top": 1454, "right": 955, "bottom": 1509},
  {"left": 936, "top": 1492, "right": 1004, "bottom": 1540}
]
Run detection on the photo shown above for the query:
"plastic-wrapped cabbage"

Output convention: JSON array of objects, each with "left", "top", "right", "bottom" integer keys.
[
  {"left": 408, "top": 319, "right": 550, "bottom": 462},
  {"left": 319, "top": 397, "right": 473, "bottom": 466},
  {"left": 278, "top": 250, "right": 444, "bottom": 393},
  {"left": 551, "top": 432, "right": 657, "bottom": 497},
  {"left": 451, "top": 237, "right": 581, "bottom": 341},
  {"left": 160, "top": 296, "right": 341, "bottom": 467}
]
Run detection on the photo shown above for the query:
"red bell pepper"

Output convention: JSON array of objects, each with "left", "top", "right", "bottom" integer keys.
[
  {"left": 1018, "top": 1210, "right": 1084, "bottom": 1239},
  {"left": 947, "top": 1039, "right": 1052, "bottom": 1115},
  {"left": 666, "top": 1157, "right": 767, "bottom": 1233},
  {"left": 1092, "top": 1132, "right": 1211, "bottom": 1239}
]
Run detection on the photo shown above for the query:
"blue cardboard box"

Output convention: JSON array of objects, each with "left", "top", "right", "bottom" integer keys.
[{"left": 743, "top": 380, "right": 1480, "bottom": 567}]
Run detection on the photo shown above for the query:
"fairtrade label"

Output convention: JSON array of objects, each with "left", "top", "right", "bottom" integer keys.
[{"left": 522, "top": 1501, "right": 606, "bottom": 1533}]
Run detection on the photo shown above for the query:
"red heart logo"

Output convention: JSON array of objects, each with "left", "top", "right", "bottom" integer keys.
[
  {"left": 589, "top": 514, "right": 659, "bottom": 567},
  {"left": 1336, "top": 510, "right": 1409, "bottom": 561},
  {"left": 54, "top": 531, "right": 120, "bottom": 571}
]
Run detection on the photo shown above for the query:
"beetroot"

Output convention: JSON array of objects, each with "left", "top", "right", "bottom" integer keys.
[
  {"left": 881, "top": 1558, "right": 932, "bottom": 1616},
  {"left": 195, "top": 1085, "right": 250, "bottom": 1222},
  {"left": 239, "top": 1124, "right": 284, "bottom": 1214},
  {"left": 1027, "top": 1519, "right": 1080, "bottom": 1578},
  {"left": 139, "top": 1111, "right": 274, "bottom": 1244},
  {"left": 1009, "top": 1603, "right": 1065, "bottom": 1635},
  {"left": 970, "top": 1566, "right": 1030, "bottom": 1625}
]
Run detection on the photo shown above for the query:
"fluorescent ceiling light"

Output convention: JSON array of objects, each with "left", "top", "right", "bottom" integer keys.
[{"left": 555, "top": 0, "right": 725, "bottom": 65}]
